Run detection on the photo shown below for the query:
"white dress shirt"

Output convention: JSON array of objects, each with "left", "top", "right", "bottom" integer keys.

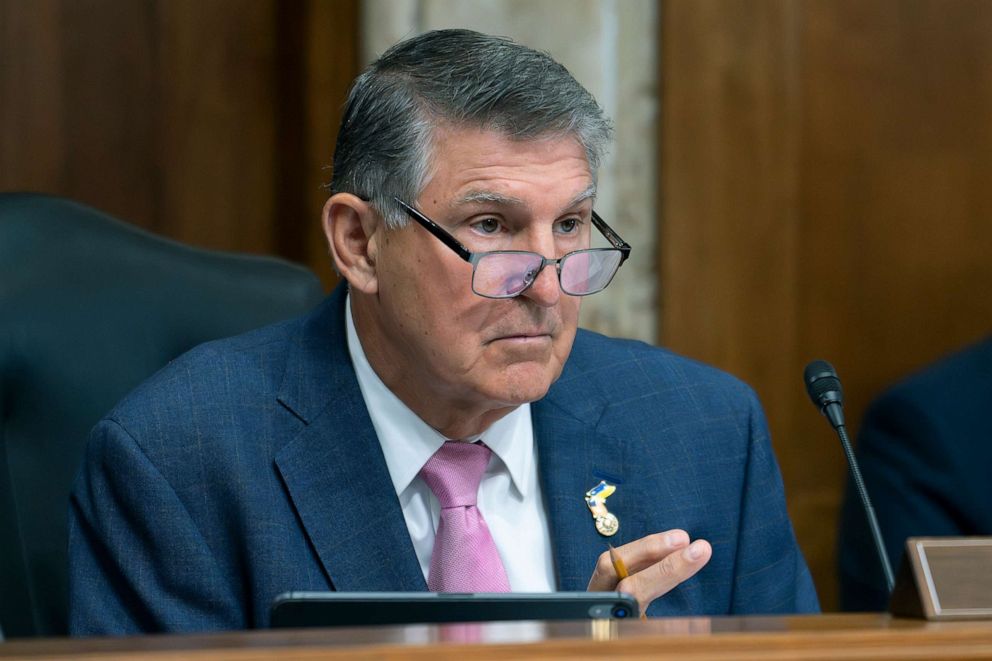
[{"left": 345, "top": 295, "right": 556, "bottom": 591}]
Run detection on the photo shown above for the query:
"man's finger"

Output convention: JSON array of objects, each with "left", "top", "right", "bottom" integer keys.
[
  {"left": 587, "top": 530, "right": 691, "bottom": 590},
  {"left": 618, "top": 539, "right": 712, "bottom": 613}
]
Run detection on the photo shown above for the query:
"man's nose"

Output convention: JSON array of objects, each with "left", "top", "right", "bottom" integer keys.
[{"left": 521, "top": 260, "right": 561, "bottom": 307}]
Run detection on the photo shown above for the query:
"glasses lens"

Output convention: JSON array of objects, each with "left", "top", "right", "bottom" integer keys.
[
  {"left": 473, "top": 252, "right": 545, "bottom": 298},
  {"left": 560, "top": 249, "right": 623, "bottom": 295}
]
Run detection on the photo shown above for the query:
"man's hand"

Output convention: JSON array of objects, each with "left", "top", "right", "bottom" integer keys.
[{"left": 587, "top": 530, "right": 712, "bottom": 615}]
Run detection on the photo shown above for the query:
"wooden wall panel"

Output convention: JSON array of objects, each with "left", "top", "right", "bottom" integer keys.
[
  {"left": 662, "top": 0, "right": 992, "bottom": 609},
  {"left": 0, "top": 0, "right": 357, "bottom": 287},
  {"left": 660, "top": 0, "right": 802, "bottom": 481},
  {"left": 301, "top": 0, "right": 360, "bottom": 283}
]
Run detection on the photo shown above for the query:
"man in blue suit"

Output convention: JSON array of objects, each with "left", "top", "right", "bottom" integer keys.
[{"left": 69, "top": 29, "right": 817, "bottom": 634}]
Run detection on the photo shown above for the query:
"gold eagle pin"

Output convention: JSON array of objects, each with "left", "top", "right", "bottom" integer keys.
[{"left": 585, "top": 480, "right": 620, "bottom": 537}]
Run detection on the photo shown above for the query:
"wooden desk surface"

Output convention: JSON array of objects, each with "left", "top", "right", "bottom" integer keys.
[{"left": 3, "top": 614, "right": 992, "bottom": 660}]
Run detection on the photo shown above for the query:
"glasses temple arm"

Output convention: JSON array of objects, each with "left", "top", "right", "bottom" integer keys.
[
  {"left": 591, "top": 212, "right": 632, "bottom": 262},
  {"left": 393, "top": 198, "right": 473, "bottom": 262}
]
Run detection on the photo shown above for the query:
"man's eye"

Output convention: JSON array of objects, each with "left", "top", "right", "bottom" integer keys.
[
  {"left": 474, "top": 218, "right": 501, "bottom": 234},
  {"left": 557, "top": 218, "right": 580, "bottom": 234}
]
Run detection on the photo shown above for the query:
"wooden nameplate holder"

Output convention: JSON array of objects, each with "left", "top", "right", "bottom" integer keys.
[{"left": 889, "top": 537, "right": 992, "bottom": 620}]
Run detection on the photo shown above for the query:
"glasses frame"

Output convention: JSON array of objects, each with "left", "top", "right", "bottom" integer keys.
[{"left": 393, "top": 197, "right": 632, "bottom": 299}]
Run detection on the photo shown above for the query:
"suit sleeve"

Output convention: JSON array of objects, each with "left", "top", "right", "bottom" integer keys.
[
  {"left": 730, "top": 391, "right": 820, "bottom": 614},
  {"left": 837, "top": 391, "right": 961, "bottom": 611},
  {"left": 68, "top": 418, "right": 243, "bottom": 635}
]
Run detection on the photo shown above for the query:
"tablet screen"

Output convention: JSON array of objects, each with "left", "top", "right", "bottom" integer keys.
[{"left": 269, "top": 591, "right": 639, "bottom": 628}]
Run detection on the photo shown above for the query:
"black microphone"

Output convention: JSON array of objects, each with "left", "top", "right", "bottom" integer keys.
[{"left": 803, "top": 360, "right": 895, "bottom": 593}]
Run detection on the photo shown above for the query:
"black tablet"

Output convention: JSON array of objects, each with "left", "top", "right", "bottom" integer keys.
[{"left": 269, "top": 591, "right": 639, "bottom": 628}]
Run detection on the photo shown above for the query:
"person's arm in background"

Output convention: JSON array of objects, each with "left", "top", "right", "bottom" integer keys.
[{"left": 837, "top": 387, "right": 972, "bottom": 611}]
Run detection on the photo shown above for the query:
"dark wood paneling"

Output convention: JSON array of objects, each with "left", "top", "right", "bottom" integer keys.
[
  {"left": 301, "top": 0, "right": 359, "bottom": 287},
  {"left": 2, "top": 1, "right": 69, "bottom": 193},
  {"left": 155, "top": 0, "right": 278, "bottom": 253},
  {"left": 661, "top": 0, "right": 992, "bottom": 609},
  {"left": 0, "top": 0, "right": 357, "bottom": 287}
]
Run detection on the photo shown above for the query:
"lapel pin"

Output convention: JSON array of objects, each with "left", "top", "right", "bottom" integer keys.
[{"left": 585, "top": 480, "right": 620, "bottom": 537}]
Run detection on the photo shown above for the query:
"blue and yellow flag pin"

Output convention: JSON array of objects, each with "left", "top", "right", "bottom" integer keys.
[{"left": 585, "top": 480, "right": 619, "bottom": 537}]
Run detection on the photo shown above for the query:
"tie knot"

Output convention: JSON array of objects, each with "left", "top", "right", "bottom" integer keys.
[{"left": 419, "top": 441, "right": 492, "bottom": 508}]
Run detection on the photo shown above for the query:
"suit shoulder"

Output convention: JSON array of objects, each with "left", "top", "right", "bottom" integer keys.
[
  {"left": 568, "top": 328, "right": 758, "bottom": 401},
  {"left": 879, "top": 336, "right": 992, "bottom": 405},
  {"left": 105, "top": 316, "right": 301, "bottom": 424},
  {"left": 864, "top": 336, "right": 991, "bottom": 428},
  {"left": 862, "top": 336, "right": 992, "bottom": 452}
]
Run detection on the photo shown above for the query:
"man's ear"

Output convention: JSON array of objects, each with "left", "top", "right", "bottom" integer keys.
[{"left": 323, "top": 193, "right": 381, "bottom": 294}]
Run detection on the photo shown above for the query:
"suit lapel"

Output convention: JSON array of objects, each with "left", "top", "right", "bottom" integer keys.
[
  {"left": 533, "top": 339, "right": 650, "bottom": 591},
  {"left": 274, "top": 286, "right": 426, "bottom": 592}
]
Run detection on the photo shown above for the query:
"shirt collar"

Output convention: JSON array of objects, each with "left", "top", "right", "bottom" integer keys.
[{"left": 345, "top": 293, "right": 533, "bottom": 497}]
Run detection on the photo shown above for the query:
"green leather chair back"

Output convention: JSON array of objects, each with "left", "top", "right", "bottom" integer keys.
[{"left": 0, "top": 193, "right": 326, "bottom": 637}]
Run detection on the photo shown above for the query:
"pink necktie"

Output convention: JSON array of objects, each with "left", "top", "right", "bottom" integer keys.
[{"left": 419, "top": 441, "right": 511, "bottom": 592}]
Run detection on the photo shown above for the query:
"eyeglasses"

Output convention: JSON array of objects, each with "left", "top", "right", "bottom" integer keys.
[{"left": 394, "top": 198, "right": 631, "bottom": 299}]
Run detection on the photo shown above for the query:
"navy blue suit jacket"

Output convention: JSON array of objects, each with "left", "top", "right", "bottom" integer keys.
[
  {"left": 838, "top": 336, "right": 992, "bottom": 610},
  {"left": 69, "top": 285, "right": 818, "bottom": 634}
]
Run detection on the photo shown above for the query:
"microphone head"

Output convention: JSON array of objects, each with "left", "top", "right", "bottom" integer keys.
[{"left": 804, "top": 359, "right": 844, "bottom": 408}]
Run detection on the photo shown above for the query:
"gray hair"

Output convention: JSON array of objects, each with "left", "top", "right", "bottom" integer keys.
[{"left": 329, "top": 29, "right": 614, "bottom": 228}]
